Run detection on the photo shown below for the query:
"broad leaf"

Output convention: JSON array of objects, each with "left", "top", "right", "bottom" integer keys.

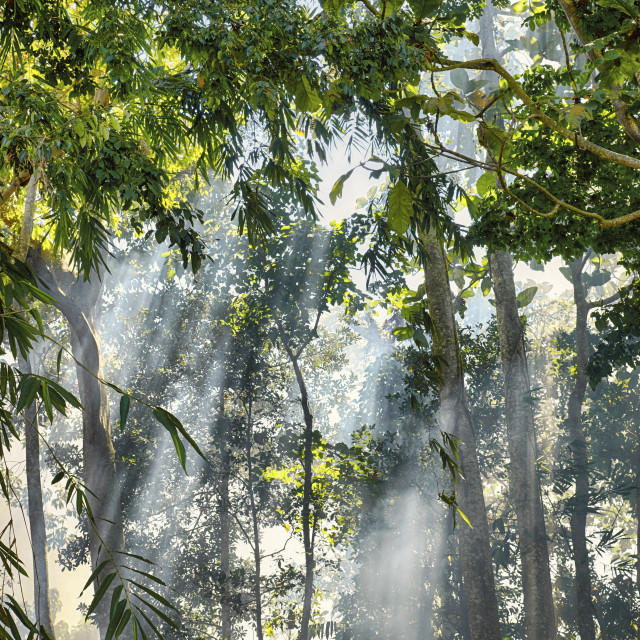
[
  {"left": 516, "top": 286, "right": 537, "bottom": 308},
  {"left": 408, "top": 0, "right": 441, "bottom": 19},
  {"left": 294, "top": 77, "right": 322, "bottom": 113},
  {"left": 476, "top": 172, "right": 496, "bottom": 198},
  {"left": 388, "top": 180, "right": 413, "bottom": 234}
]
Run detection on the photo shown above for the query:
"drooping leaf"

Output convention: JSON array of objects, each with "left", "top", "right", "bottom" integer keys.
[
  {"left": 329, "top": 168, "right": 355, "bottom": 205},
  {"left": 294, "top": 77, "right": 322, "bottom": 113},
  {"left": 387, "top": 180, "right": 413, "bottom": 234},
  {"left": 516, "top": 286, "right": 538, "bottom": 308},
  {"left": 119, "top": 395, "right": 131, "bottom": 432},
  {"left": 529, "top": 259, "right": 544, "bottom": 271},
  {"left": 86, "top": 573, "right": 117, "bottom": 618},
  {"left": 559, "top": 266, "right": 573, "bottom": 281}
]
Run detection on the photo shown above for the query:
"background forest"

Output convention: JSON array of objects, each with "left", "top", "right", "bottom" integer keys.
[{"left": 1, "top": 0, "right": 640, "bottom": 638}]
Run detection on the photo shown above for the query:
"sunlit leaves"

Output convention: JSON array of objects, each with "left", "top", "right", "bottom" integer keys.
[
  {"left": 476, "top": 172, "right": 496, "bottom": 198},
  {"left": 516, "top": 286, "right": 537, "bottom": 308},
  {"left": 407, "top": 0, "right": 441, "bottom": 20},
  {"left": 294, "top": 77, "right": 322, "bottom": 113}
]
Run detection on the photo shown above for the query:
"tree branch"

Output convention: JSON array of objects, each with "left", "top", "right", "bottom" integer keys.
[{"left": 429, "top": 58, "right": 640, "bottom": 169}]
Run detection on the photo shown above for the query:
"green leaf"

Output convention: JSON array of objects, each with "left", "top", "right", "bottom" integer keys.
[
  {"left": 478, "top": 124, "right": 511, "bottom": 159},
  {"left": 119, "top": 395, "right": 130, "bottom": 432},
  {"left": 86, "top": 573, "right": 117, "bottom": 618},
  {"left": 73, "top": 120, "right": 85, "bottom": 137},
  {"left": 481, "top": 275, "right": 492, "bottom": 296},
  {"left": 153, "top": 407, "right": 207, "bottom": 472},
  {"left": 382, "top": 0, "right": 404, "bottom": 16},
  {"left": 154, "top": 408, "right": 187, "bottom": 471},
  {"left": 450, "top": 69, "right": 470, "bottom": 92},
  {"left": 456, "top": 507, "right": 472, "bottom": 528},
  {"left": 329, "top": 168, "right": 355, "bottom": 205},
  {"left": 407, "top": 0, "right": 441, "bottom": 19},
  {"left": 516, "top": 286, "right": 537, "bottom": 308},
  {"left": 476, "top": 172, "right": 496, "bottom": 198},
  {"left": 16, "top": 376, "right": 41, "bottom": 414},
  {"left": 80, "top": 560, "right": 111, "bottom": 596},
  {"left": 321, "top": 0, "right": 347, "bottom": 10},
  {"left": 529, "top": 259, "right": 544, "bottom": 271},
  {"left": 559, "top": 266, "right": 573, "bottom": 281},
  {"left": 392, "top": 326, "right": 414, "bottom": 341},
  {"left": 586, "top": 271, "right": 611, "bottom": 288},
  {"left": 387, "top": 180, "right": 413, "bottom": 234},
  {"left": 294, "top": 77, "right": 322, "bottom": 113}
]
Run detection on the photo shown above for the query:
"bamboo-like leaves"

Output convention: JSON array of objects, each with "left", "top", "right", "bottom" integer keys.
[{"left": 152, "top": 406, "right": 207, "bottom": 472}]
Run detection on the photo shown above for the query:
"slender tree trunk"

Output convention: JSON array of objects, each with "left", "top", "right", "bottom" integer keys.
[
  {"left": 635, "top": 423, "right": 640, "bottom": 603},
  {"left": 21, "top": 353, "right": 57, "bottom": 638},
  {"left": 419, "top": 227, "right": 501, "bottom": 640},
  {"left": 246, "top": 402, "right": 264, "bottom": 640},
  {"left": 567, "top": 257, "right": 596, "bottom": 640},
  {"left": 13, "top": 170, "right": 56, "bottom": 637},
  {"left": 489, "top": 251, "right": 557, "bottom": 640},
  {"left": 217, "top": 386, "right": 232, "bottom": 640},
  {"left": 28, "top": 250, "right": 125, "bottom": 639},
  {"left": 288, "top": 352, "right": 315, "bottom": 640}
]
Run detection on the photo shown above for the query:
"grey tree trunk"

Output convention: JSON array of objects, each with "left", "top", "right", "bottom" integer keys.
[
  {"left": 217, "top": 386, "right": 232, "bottom": 640},
  {"left": 420, "top": 227, "right": 501, "bottom": 640},
  {"left": 13, "top": 171, "right": 56, "bottom": 637},
  {"left": 28, "top": 249, "right": 125, "bottom": 639},
  {"left": 288, "top": 350, "right": 315, "bottom": 640},
  {"left": 489, "top": 251, "right": 557, "bottom": 640},
  {"left": 22, "top": 353, "right": 57, "bottom": 638},
  {"left": 246, "top": 403, "right": 264, "bottom": 640},
  {"left": 219, "top": 450, "right": 232, "bottom": 640},
  {"left": 567, "top": 257, "right": 596, "bottom": 640}
]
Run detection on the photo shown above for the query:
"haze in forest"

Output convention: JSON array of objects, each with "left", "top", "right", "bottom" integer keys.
[{"left": 1, "top": 0, "right": 640, "bottom": 639}]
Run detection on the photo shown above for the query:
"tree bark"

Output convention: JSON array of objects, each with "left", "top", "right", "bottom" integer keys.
[
  {"left": 217, "top": 386, "right": 232, "bottom": 640},
  {"left": 419, "top": 227, "right": 501, "bottom": 640},
  {"left": 246, "top": 402, "right": 264, "bottom": 640},
  {"left": 22, "top": 353, "right": 57, "bottom": 638},
  {"left": 288, "top": 351, "right": 315, "bottom": 640},
  {"left": 567, "top": 257, "right": 596, "bottom": 640},
  {"left": 489, "top": 251, "right": 557, "bottom": 640},
  {"left": 27, "top": 249, "right": 125, "bottom": 639},
  {"left": 12, "top": 168, "right": 56, "bottom": 637}
]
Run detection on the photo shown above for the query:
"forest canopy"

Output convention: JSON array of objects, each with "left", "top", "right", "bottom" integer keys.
[{"left": 1, "top": 0, "right": 640, "bottom": 638}]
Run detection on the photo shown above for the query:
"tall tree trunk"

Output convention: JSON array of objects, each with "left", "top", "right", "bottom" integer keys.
[
  {"left": 22, "top": 353, "right": 57, "bottom": 638},
  {"left": 246, "top": 401, "right": 264, "bottom": 640},
  {"left": 287, "top": 351, "right": 315, "bottom": 640},
  {"left": 636, "top": 421, "right": 640, "bottom": 604},
  {"left": 489, "top": 251, "right": 557, "bottom": 640},
  {"left": 28, "top": 249, "right": 125, "bottom": 639},
  {"left": 567, "top": 257, "right": 596, "bottom": 640},
  {"left": 13, "top": 169, "right": 56, "bottom": 637},
  {"left": 419, "top": 227, "right": 501, "bottom": 640},
  {"left": 217, "top": 387, "right": 232, "bottom": 640},
  {"left": 480, "top": 3, "right": 557, "bottom": 635}
]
